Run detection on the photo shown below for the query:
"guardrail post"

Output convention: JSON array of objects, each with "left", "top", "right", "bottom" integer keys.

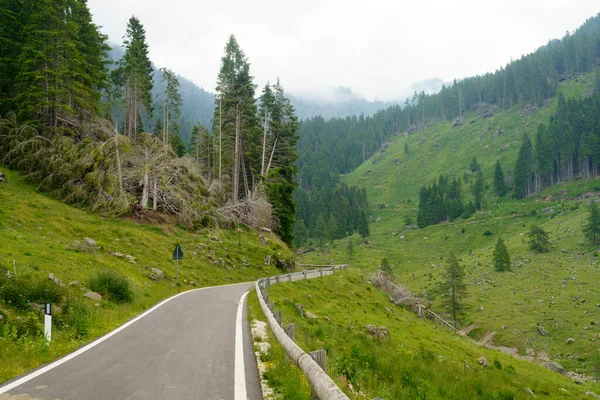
[
  {"left": 331, "top": 267, "right": 335, "bottom": 274},
  {"left": 303, "top": 270, "right": 307, "bottom": 280},
  {"left": 288, "top": 273, "right": 292, "bottom": 282},
  {"left": 276, "top": 276, "right": 280, "bottom": 284},
  {"left": 319, "top": 268, "right": 323, "bottom": 277},
  {"left": 274, "top": 310, "right": 282, "bottom": 326},
  {"left": 310, "top": 349, "right": 327, "bottom": 400},
  {"left": 284, "top": 323, "right": 295, "bottom": 364}
]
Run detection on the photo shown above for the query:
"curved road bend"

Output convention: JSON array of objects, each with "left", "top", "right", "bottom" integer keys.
[{"left": 0, "top": 282, "right": 262, "bottom": 400}]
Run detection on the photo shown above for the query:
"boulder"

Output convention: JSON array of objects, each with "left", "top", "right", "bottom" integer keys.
[
  {"left": 305, "top": 311, "right": 318, "bottom": 320},
  {"left": 149, "top": 268, "right": 164, "bottom": 281},
  {"left": 48, "top": 273, "right": 65, "bottom": 287},
  {"left": 276, "top": 258, "right": 288, "bottom": 271},
  {"left": 544, "top": 361, "right": 566, "bottom": 375},
  {"left": 365, "top": 324, "right": 388, "bottom": 340},
  {"left": 67, "top": 237, "right": 100, "bottom": 252},
  {"left": 264, "top": 255, "right": 271, "bottom": 265},
  {"left": 566, "top": 338, "right": 575, "bottom": 344},
  {"left": 125, "top": 255, "right": 136, "bottom": 264},
  {"left": 537, "top": 325, "right": 549, "bottom": 336},
  {"left": 478, "top": 356, "right": 489, "bottom": 367},
  {"left": 113, "top": 252, "right": 125, "bottom": 258},
  {"left": 69, "top": 281, "right": 82, "bottom": 287},
  {"left": 84, "top": 291, "right": 102, "bottom": 301}
]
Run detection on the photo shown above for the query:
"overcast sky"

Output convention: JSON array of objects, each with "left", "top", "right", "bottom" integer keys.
[{"left": 88, "top": 0, "right": 599, "bottom": 101}]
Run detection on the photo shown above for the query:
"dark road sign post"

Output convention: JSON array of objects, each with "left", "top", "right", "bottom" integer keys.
[{"left": 172, "top": 244, "right": 183, "bottom": 285}]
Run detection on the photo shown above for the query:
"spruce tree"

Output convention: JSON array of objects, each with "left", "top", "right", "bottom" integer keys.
[
  {"left": 357, "top": 211, "right": 369, "bottom": 241},
  {"left": 120, "top": 16, "right": 153, "bottom": 138},
  {"left": 472, "top": 170, "right": 484, "bottom": 210},
  {"left": 493, "top": 238, "right": 511, "bottom": 271},
  {"left": 584, "top": 202, "right": 600, "bottom": 245},
  {"left": 440, "top": 253, "right": 467, "bottom": 328},
  {"left": 160, "top": 68, "right": 182, "bottom": 147},
  {"left": 380, "top": 257, "right": 393, "bottom": 277},
  {"left": 513, "top": 136, "right": 533, "bottom": 199},
  {"left": 346, "top": 237, "right": 354, "bottom": 259},
  {"left": 528, "top": 225, "right": 550, "bottom": 253},
  {"left": 493, "top": 160, "right": 508, "bottom": 197}
]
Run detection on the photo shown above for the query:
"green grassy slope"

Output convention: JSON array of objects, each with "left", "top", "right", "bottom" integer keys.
[
  {"left": 299, "top": 74, "right": 600, "bottom": 377},
  {"left": 255, "top": 271, "right": 600, "bottom": 399},
  {"left": 0, "top": 167, "right": 293, "bottom": 382}
]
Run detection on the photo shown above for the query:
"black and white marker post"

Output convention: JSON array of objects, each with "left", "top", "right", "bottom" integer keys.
[
  {"left": 44, "top": 302, "right": 52, "bottom": 343},
  {"left": 172, "top": 244, "right": 183, "bottom": 285}
]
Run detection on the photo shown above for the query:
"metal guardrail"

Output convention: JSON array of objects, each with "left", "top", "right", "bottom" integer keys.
[{"left": 255, "top": 265, "right": 349, "bottom": 400}]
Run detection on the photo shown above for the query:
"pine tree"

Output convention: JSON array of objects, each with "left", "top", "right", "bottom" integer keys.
[
  {"left": 493, "top": 160, "right": 509, "bottom": 197},
  {"left": 357, "top": 211, "right": 369, "bottom": 241},
  {"left": 404, "top": 142, "right": 409, "bottom": 155},
  {"left": 212, "top": 35, "right": 261, "bottom": 202},
  {"left": 513, "top": 135, "right": 533, "bottom": 199},
  {"left": 472, "top": 170, "right": 484, "bottom": 210},
  {"left": 15, "top": 0, "right": 108, "bottom": 128},
  {"left": 120, "top": 16, "right": 153, "bottom": 138},
  {"left": 584, "top": 202, "right": 600, "bottom": 245},
  {"left": 346, "top": 236, "right": 354, "bottom": 259},
  {"left": 313, "top": 213, "right": 328, "bottom": 250},
  {"left": 528, "top": 225, "right": 550, "bottom": 253},
  {"left": 380, "top": 257, "right": 393, "bottom": 277},
  {"left": 470, "top": 157, "right": 480, "bottom": 172},
  {"left": 493, "top": 238, "right": 511, "bottom": 271},
  {"left": 440, "top": 253, "right": 467, "bottom": 328},
  {"left": 159, "top": 68, "right": 182, "bottom": 147}
]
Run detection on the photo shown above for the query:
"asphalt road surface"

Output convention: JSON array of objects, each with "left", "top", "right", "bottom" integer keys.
[{"left": 0, "top": 282, "right": 262, "bottom": 400}]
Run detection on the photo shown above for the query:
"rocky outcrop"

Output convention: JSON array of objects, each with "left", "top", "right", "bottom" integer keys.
[{"left": 365, "top": 324, "right": 388, "bottom": 340}]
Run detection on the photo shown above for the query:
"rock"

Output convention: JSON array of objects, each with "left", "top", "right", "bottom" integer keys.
[
  {"left": 566, "top": 338, "right": 575, "bottom": 344},
  {"left": 69, "top": 281, "right": 82, "bottom": 287},
  {"left": 113, "top": 252, "right": 125, "bottom": 258},
  {"left": 0, "top": 172, "right": 6, "bottom": 183},
  {"left": 544, "top": 361, "right": 566, "bottom": 375},
  {"left": 67, "top": 237, "right": 100, "bottom": 252},
  {"left": 264, "top": 255, "right": 271, "bottom": 265},
  {"left": 525, "top": 348, "right": 535, "bottom": 357},
  {"left": 305, "top": 311, "right": 318, "bottom": 320},
  {"left": 83, "top": 237, "right": 99, "bottom": 248},
  {"left": 537, "top": 325, "right": 549, "bottom": 336},
  {"left": 524, "top": 387, "right": 537, "bottom": 397},
  {"left": 365, "top": 324, "right": 388, "bottom": 340},
  {"left": 48, "top": 273, "right": 65, "bottom": 287},
  {"left": 295, "top": 303, "right": 305, "bottom": 318},
  {"left": 84, "top": 291, "right": 102, "bottom": 301},
  {"left": 478, "top": 356, "right": 489, "bottom": 367},
  {"left": 29, "top": 303, "right": 45, "bottom": 313},
  {"left": 125, "top": 255, "right": 136, "bottom": 264},
  {"left": 260, "top": 227, "right": 272, "bottom": 233},
  {"left": 149, "top": 268, "right": 164, "bottom": 281},
  {"left": 276, "top": 258, "right": 289, "bottom": 270}
]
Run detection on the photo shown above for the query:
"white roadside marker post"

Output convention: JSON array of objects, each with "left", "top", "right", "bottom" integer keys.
[{"left": 44, "top": 302, "right": 52, "bottom": 343}]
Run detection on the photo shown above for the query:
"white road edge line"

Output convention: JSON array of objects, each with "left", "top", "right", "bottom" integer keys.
[
  {"left": 234, "top": 290, "right": 250, "bottom": 400},
  {"left": 0, "top": 281, "right": 252, "bottom": 394}
]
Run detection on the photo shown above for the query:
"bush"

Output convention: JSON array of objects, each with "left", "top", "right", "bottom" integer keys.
[
  {"left": 88, "top": 270, "right": 133, "bottom": 304},
  {"left": 483, "top": 230, "right": 493, "bottom": 236},
  {"left": 29, "top": 279, "right": 65, "bottom": 304},
  {"left": 0, "top": 277, "right": 32, "bottom": 310}
]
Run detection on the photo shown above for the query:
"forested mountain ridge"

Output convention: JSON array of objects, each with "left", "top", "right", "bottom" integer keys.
[{"left": 293, "top": 13, "right": 600, "bottom": 246}]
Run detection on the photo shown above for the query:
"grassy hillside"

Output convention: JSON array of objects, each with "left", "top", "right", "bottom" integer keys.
[
  {"left": 298, "top": 74, "right": 600, "bottom": 378},
  {"left": 252, "top": 271, "right": 600, "bottom": 399},
  {"left": 0, "top": 167, "right": 293, "bottom": 383}
]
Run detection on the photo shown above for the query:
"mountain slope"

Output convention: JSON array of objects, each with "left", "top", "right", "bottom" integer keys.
[
  {"left": 0, "top": 167, "right": 293, "bottom": 383},
  {"left": 297, "top": 73, "right": 600, "bottom": 378}
]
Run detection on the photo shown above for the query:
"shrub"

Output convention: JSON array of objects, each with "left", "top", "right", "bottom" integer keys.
[
  {"left": 29, "top": 279, "right": 65, "bottom": 304},
  {"left": 88, "top": 270, "right": 132, "bottom": 303},
  {"left": 0, "top": 277, "right": 32, "bottom": 310},
  {"left": 483, "top": 230, "right": 493, "bottom": 236}
]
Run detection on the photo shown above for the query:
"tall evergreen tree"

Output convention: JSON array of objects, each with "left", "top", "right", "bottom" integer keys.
[
  {"left": 472, "top": 170, "right": 484, "bottom": 210},
  {"left": 493, "top": 238, "right": 511, "bottom": 272},
  {"left": 584, "top": 202, "right": 600, "bottom": 245},
  {"left": 357, "top": 211, "right": 369, "bottom": 241},
  {"left": 212, "top": 35, "right": 260, "bottom": 202},
  {"left": 493, "top": 160, "right": 508, "bottom": 197},
  {"left": 528, "top": 224, "right": 550, "bottom": 253},
  {"left": 120, "top": 16, "right": 153, "bottom": 138},
  {"left": 513, "top": 135, "right": 533, "bottom": 199},
  {"left": 440, "top": 253, "right": 467, "bottom": 328},
  {"left": 159, "top": 68, "right": 182, "bottom": 147}
]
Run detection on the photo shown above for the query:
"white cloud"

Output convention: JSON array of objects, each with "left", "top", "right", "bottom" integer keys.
[{"left": 88, "top": 0, "right": 599, "bottom": 101}]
